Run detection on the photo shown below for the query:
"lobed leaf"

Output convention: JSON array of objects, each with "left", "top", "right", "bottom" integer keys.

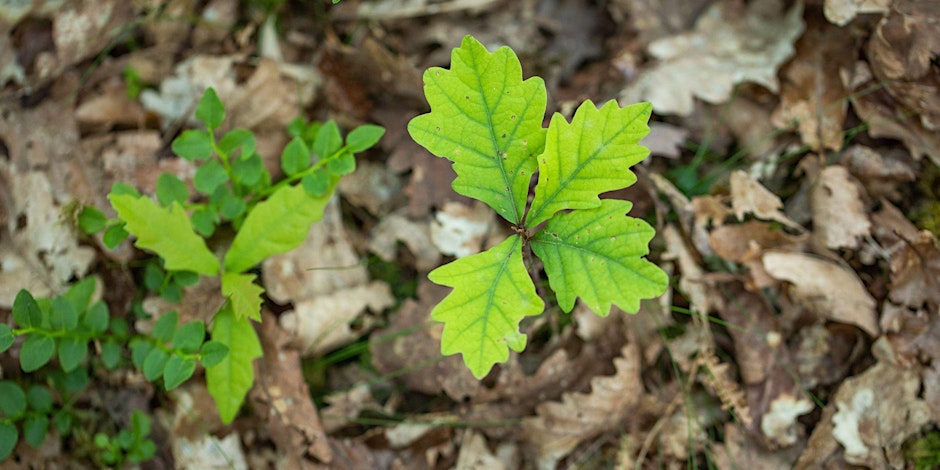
[
  {"left": 109, "top": 194, "right": 219, "bottom": 275},
  {"left": 221, "top": 272, "right": 264, "bottom": 322},
  {"left": 527, "top": 100, "right": 652, "bottom": 226},
  {"left": 205, "top": 303, "right": 262, "bottom": 424},
  {"left": 224, "top": 183, "right": 335, "bottom": 273},
  {"left": 408, "top": 35, "right": 547, "bottom": 224},
  {"left": 530, "top": 200, "right": 668, "bottom": 314},
  {"left": 428, "top": 236, "right": 544, "bottom": 378}
]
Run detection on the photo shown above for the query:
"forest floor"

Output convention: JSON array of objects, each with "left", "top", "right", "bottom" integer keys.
[{"left": 1, "top": 0, "right": 940, "bottom": 468}]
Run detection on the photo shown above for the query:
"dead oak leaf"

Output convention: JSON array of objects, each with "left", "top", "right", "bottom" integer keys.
[
  {"left": 730, "top": 171, "right": 801, "bottom": 229},
  {"left": 888, "top": 230, "right": 940, "bottom": 310},
  {"left": 762, "top": 251, "right": 879, "bottom": 336},
  {"left": 811, "top": 165, "right": 871, "bottom": 250},
  {"left": 620, "top": 0, "right": 803, "bottom": 116}
]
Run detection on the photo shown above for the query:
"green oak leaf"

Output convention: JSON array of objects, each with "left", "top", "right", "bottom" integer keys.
[
  {"left": 428, "top": 236, "right": 543, "bottom": 378},
  {"left": 408, "top": 35, "right": 546, "bottom": 224},
  {"left": 526, "top": 100, "right": 652, "bottom": 226},
  {"left": 109, "top": 194, "right": 219, "bottom": 275},
  {"left": 205, "top": 303, "right": 262, "bottom": 424},
  {"left": 530, "top": 199, "right": 668, "bottom": 314},
  {"left": 221, "top": 272, "right": 264, "bottom": 322},
  {"left": 224, "top": 182, "right": 335, "bottom": 273}
]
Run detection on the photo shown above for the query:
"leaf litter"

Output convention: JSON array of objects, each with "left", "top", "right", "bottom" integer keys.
[{"left": 2, "top": 0, "right": 940, "bottom": 468}]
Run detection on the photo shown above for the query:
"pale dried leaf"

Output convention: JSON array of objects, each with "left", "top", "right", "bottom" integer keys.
[
  {"left": 762, "top": 251, "right": 879, "bottom": 336},
  {"left": 645, "top": 122, "right": 689, "bottom": 158},
  {"left": 368, "top": 212, "right": 441, "bottom": 272},
  {"left": 730, "top": 171, "right": 801, "bottom": 229},
  {"left": 337, "top": 161, "right": 404, "bottom": 216},
  {"left": 811, "top": 166, "right": 871, "bottom": 249},
  {"left": 620, "top": 0, "right": 803, "bottom": 115},
  {"left": 823, "top": 0, "right": 890, "bottom": 26},
  {"left": 455, "top": 431, "right": 507, "bottom": 470},
  {"left": 887, "top": 230, "right": 940, "bottom": 309},
  {"left": 523, "top": 344, "right": 643, "bottom": 469},
  {"left": 662, "top": 224, "right": 712, "bottom": 315},
  {"left": 172, "top": 432, "right": 248, "bottom": 470},
  {"left": 430, "top": 201, "right": 495, "bottom": 258}
]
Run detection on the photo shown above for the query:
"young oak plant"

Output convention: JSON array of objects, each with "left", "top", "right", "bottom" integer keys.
[
  {"left": 408, "top": 36, "right": 669, "bottom": 378},
  {"left": 79, "top": 88, "right": 384, "bottom": 423}
]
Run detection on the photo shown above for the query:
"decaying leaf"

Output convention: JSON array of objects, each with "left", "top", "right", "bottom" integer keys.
[
  {"left": 730, "top": 171, "right": 801, "bottom": 229},
  {"left": 810, "top": 165, "right": 871, "bottom": 249},
  {"left": 831, "top": 341, "right": 932, "bottom": 467},
  {"left": 771, "top": 17, "right": 855, "bottom": 151},
  {"left": 454, "top": 430, "right": 508, "bottom": 470},
  {"left": 523, "top": 343, "right": 644, "bottom": 469},
  {"left": 763, "top": 251, "right": 879, "bottom": 336},
  {"left": 823, "top": 0, "right": 890, "bottom": 26},
  {"left": 430, "top": 201, "right": 496, "bottom": 258},
  {"left": 620, "top": 0, "right": 803, "bottom": 115},
  {"left": 887, "top": 230, "right": 940, "bottom": 309}
]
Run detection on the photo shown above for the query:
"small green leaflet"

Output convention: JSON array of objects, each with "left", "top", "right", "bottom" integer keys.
[
  {"left": 109, "top": 194, "right": 219, "bottom": 275},
  {"left": 531, "top": 200, "right": 669, "bottom": 314},
  {"left": 224, "top": 183, "right": 336, "bottom": 274},
  {"left": 428, "top": 236, "right": 543, "bottom": 378},
  {"left": 527, "top": 100, "right": 652, "bottom": 226},
  {"left": 408, "top": 35, "right": 547, "bottom": 224},
  {"left": 205, "top": 303, "right": 262, "bottom": 424}
]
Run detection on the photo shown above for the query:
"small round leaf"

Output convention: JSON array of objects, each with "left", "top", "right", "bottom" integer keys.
[
  {"left": 163, "top": 356, "right": 196, "bottom": 391},
  {"left": 0, "top": 422, "right": 17, "bottom": 460},
  {"left": 199, "top": 341, "right": 229, "bottom": 367},
  {"left": 23, "top": 415, "right": 49, "bottom": 447},
  {"left": 21, "top": 335, "right": 56, "bottom": 372},
  {"left": 0, "top": 381, "right": 27, "bottom": 418},
  {"left": 142, "top": 348, "right": 169, "bottom": 381}
]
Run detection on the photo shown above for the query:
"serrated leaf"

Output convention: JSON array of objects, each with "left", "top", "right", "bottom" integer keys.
[
  {"left": 200, "top": 341, "right": 229, "bottom": 367},
  {"left": 152, "top": 311, "right": 179, "bottom": 344},
  {"left": 196, "top": 87, "right": 225, "bottom": 129},
  {"left": 58, "top": 337, "right": 87, "bottom": 372},
  {"left": 20, "top": 335, "right": 55, "bottom": 372},
  {"left": 205, "top": 304, "right": 261, "bottom": 424},
  {"left": 428, "top": 236, "right": 543, "bottom": 378},
  {"left": 13, "top": 289, "right": 42, "bottom": 328},
  {"left": 23, "top": 415, "right": 48, "bottom": 447},
  {"left": 172, "top": 129, "right": 213, "bottom": 161},
  {"left": 78, "top": 206, "right": 107, "bottom": 234},
  {"left": 142, "top": 348, "right": 169, "bottom": 381},
  {"left": 408, "top": 35, "right": 547, "bottom": 224},
  {"left": 0, "top": 381, "right": 26, "bottom": 418},
  {"left": 0, "top": 325, "right": 13, "bottom": 353},
  {"left": 156, "top": 173, "right": 189, "bottom": 207},
  {"left": 531, "top": 200, "right": 668, "bottom": 314},
  {"left": 0, "top": 423, "right": 16, "bottom": 460},
  {"left": 163, "top": 356, "right": 196, "bottom": 391},
  {"left": 171, "top": 321, "right": 205, "bottom": 353},
  {"left": 346, "top": 124, "right": 385, "bottom": 152},
  {"left": 281, "top": 136, "right": 311, "bottom": 176},
  {"left": 224, "top": 183, "right": 335, "bottom": 273},
  {"left": 221, "top": 272, "right": 263, "bottom": 322},
  {"left": 109, "top": 194, "right": 219, "bottom": 275},
  {"left": 527, "top": 100, "right": 652, "bottom": 226}
]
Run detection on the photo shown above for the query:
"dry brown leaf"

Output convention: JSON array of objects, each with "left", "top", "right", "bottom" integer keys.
[
  {"left": 250, "top": 312, "right": 332, "bottom": 465},
  {"left": 793, "top": 323, "right": 866, "bottom": 389},
  {"left": 368, "top": 211, "right": 441, "bottom": 272},
  {"left": 337, "top": 160, "right": 405, "bottom": 216},
  {"left": 620, "top": 0, "right": 803, "bottom": 115},
  {"left": 887, "top": 230, "right": 940, "bottom": 309},
  {"left": 645, "top": 122, "right": 689, "bottom": 158},
  {"left": 841, "top": 145, "right": 915, "bottom": 200},
  {"left": 713, "top": 424, "right": 801, "bottom": 470},
  {"left": 843, "top": 61, "right": 940, "bottom": 166},
  {"left": 523, "top": 343, "right": 644, "bottom": 469},
  {"left": 709, "top": 221, "right": 806, "bottom": 264},
  {"left": 319, "top": 384, "right": 376, "bottom": 434},
  {"left": 771, "top": 17, "right": 854, "bottom": 151},
  {"left": 172, "top": 433, "right": 249, "bottom": 470},
  {"left": 454, "top": 430, "right": 507, "bottom": 470},
  {"left": 830, "top": 340, "right": 932, "bottom": 467},
  {"left": 811, "top": 166, "right": 871, "bottom": 249},
  {"left": 730, "top": 171, "right": 801, "bottom": 229},
  {"left": 867, "top": 0, "right": 940, "bottom": 130},
  {"left": 762, "top": 251, "right": 879, "bottom": 336},
  {"left": 609, "top": 0, "right": 712, "bottom": 41},
  {"left": 662, "top": 224, "right": 713, "bottom": 315},
  {"left": 823, "top": 0, "right": 890, "bottom": 26}
]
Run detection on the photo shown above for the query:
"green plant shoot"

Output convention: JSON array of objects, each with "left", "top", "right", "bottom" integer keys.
[{"left": 408, "top": 36, "right": 668, "bottom": 378}]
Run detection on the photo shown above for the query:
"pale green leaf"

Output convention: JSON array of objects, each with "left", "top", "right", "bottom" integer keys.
[
  {"left": 221, "top": 272, "right": 263, "bottom": 322},
  {"left": 527, "top": 100, "right": 652, "bottom": 226},
  {"left": 530, "top": 199, "right": 668, "bottom": 315},
  {"left": 224, "top": 183, "right": 335, "bottom": 273},
  {"left": 109, "top": 194, "right": 219, "bottom": 275},
  {"left": 428, "top": 236, "right": 543, "bottom": 378},
  {"left": 407, "top": 35, "right": 546, "bottom": 224},
  {"left": 205, "top": 303, "right": 261, "bottom": 424}
]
